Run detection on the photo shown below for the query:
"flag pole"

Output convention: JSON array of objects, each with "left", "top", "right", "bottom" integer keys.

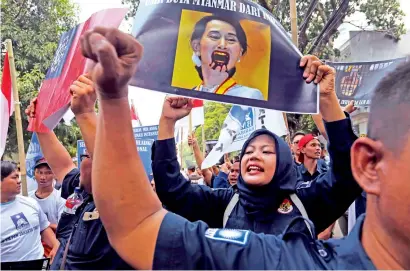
[
  {"left": 5, "top": 39, "right": 28, "bottom": 196},
  {"left": 289, "top": 0, "right": 298, "bottom": 46},
  {"left": 180, "top": 127, "right": 184, "bottom": 168},
  {"left": 188, "top": 113, "right": 193, "bottom": 152},
  {"left": 283, "top": 0, "right": 298, "bottom": 145},
  {"left": 201, "top": 124, "right": 206, "bottom": 156}
]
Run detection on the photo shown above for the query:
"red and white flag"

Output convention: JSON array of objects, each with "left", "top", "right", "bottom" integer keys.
[
  {"left": 175, "top": 99, "right": 204, "bottom": 128},
  {"left": 130, "top": 102, "right": 142, "bottom": 127},
  {"left": 1, "top": 52, "right": 14, "bottom": 157}
]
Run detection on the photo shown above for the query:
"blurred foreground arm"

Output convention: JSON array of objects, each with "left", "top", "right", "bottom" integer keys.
[{"left": 82, "top": 27, "right": 165, "bottom": 270}]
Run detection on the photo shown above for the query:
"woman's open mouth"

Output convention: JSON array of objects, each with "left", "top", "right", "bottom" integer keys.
[
  {"left": 247, "top": 165, "right": 264, "bottom": 174},
  {"left": 211, "top": 50, "right": 230, "bottom": 68}
]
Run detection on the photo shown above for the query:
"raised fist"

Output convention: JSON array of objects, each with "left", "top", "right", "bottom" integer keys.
[{"left": 80, "top": 27, "right": 143, "bottom": 100}]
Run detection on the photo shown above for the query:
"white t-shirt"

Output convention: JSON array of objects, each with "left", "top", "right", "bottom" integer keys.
[
  {"left": 1, "top": 195, "right": 50, "bottom": 262},
  {"left": 29, "top": 188, "right": 65, "bottom": 224}
]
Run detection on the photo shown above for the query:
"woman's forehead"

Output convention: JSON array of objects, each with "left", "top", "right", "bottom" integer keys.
[
  {"left": 206, "top": 20, "right": 236, "bottom": 33},
  {"left": 247, "top": 134, "right": 275, "bottom": 147}
]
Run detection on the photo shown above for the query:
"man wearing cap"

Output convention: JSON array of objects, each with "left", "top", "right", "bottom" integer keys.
[
  {"left": 29, "top": 158, "right": 66, "bottom": 257},
  {"left": 298, "top": 134, "right": 329, "bottom": 183},
  {"left": 29, "top": 158, "right": 66, "bottom": 232}
]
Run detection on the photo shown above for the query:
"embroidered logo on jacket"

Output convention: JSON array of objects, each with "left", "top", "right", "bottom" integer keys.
[
  {"left": 277, "top": 199, "right": 293, "bottom": 214},
  {"left": 205, "top": 228, "right": 249, "bottom": 245}
]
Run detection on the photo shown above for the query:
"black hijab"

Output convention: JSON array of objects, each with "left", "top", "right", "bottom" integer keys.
[{"left": 237, "top": 129, "right": 298, "bottom": 221}]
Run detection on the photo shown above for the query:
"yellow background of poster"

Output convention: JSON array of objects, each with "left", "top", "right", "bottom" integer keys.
[{"left": 171, "top": 9, "right": 271, "bottom": 100}]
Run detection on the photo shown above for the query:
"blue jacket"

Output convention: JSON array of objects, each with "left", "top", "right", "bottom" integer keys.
[
  {"left": 152, "top": 213, "right": 375, "bottom": 269},
  {"left": 212, "top": 171, "right": 230, "bottom": 189},
  {"left": 152, "top": 116, "right": 360, "bottom": 234}
]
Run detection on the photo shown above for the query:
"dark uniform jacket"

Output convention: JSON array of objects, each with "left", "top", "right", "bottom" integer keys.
[
  {"left": 50, "top": 169, "right": 131, "bottom": 270},
  {"left": 153, "top": 213, "right": 375, "bottom": 269}
]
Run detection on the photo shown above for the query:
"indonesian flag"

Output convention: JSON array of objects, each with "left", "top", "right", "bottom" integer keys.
[
  {"left": 1, "top": 52, "right": 14, "bottom": 157},
  {"left": 130, "top": 102, "right": 142, "bottom": 127},
  {"left": 175, "top": 99, "right": 204, "bottom": 128}
]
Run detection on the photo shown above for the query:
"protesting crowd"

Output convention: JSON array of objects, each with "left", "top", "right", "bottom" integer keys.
[{"left": 1, "top": 5, "right": 410, "bottom": 270}]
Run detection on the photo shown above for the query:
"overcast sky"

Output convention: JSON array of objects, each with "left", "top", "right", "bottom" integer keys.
[{"left": 72, "top": 0, "right": 410, "bottom": 125}]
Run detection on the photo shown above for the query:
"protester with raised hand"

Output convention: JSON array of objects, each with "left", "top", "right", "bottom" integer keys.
[
  {"left": 188, "top": 133, "right": 214, "bottom": 186},
  {"left": 25, "top": 74, "right": 131, "bottom": 270},
  {"left": 86, "top": 26, "right": 410, "bottom": 270},
  {"left": 151, "top": 54, "right": 360, "bottom": 234}
]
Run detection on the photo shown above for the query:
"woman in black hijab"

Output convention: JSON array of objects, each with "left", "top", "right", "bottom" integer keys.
[{"left": 152, "top": 58, "right": 361, "bottom": 235}]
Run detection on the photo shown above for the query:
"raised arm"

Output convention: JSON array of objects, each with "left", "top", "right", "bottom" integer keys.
[
  {"left": 154, "top": 97, "right": 233, "bottom": 225},
  {"left": 188, "top": 134, "right": 213, "bottom": 186},
  {"left": 26, "top": 98, "right": 75, "bottom": 182},
  {"left": 69, "top": 74, "right": 97, "bottom": 157},
  {"left": 297, "top": 57, "right": 361, "bottom": 233},
  {"left": 82, "top": 27, "right": 166, "bottom": 270},
  {"left": 26, "top": 75, "right": 97, "bottom": 185}
]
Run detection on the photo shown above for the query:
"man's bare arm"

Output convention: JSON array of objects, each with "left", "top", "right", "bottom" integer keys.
[
  {"left": 189, "top": 134, "right": 213, "bottom": 185},
  {"left": 82, "top": 27, "right": 166, "bottom": 270},
  {"left": 70, "top": 74, "right": 97, "bottom": 157}
]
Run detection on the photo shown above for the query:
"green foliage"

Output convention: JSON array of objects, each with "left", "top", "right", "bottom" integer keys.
[
  {"left": 286, "top": 114, "right": 316, "bottom": 137},
  {"left": 257, "top": 0, "right": 406, "bottom": 58},
  {"left": 194, "top": 102, "right": 231, "bottom": 142},
  {"left": 359, "top": 0, "right": 406, "bottom": 41},
  {"left": 1, "top": 0, "right": 79, "bottom": 158}
]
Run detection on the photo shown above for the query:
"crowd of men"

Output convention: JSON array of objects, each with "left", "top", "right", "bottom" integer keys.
[{"left": 1, "top": 26, "right": 409, "bottom": 270}]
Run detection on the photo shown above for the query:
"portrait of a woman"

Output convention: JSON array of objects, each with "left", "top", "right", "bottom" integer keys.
[{"left": 190, "top": 15, "right": 265, "bottom": 100}]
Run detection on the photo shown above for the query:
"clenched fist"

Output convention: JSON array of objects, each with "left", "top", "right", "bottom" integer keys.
[
  {"left": 300, "top": 55, "right": 336, "bottom": 96},
  {"left": 80, "top": 27, "right": 143, "bottom": 100},
  {"left": 70, "top": 74, "right": 96, "bottom": 115},
  {"left": 161, "top": 96, "right": 193, "bottom": 123}
]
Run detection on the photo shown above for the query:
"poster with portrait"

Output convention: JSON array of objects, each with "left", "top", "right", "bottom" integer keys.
[
  {"left": 327, "top": 57, "right": 408, "bottom": 106},
  {"left": 129, "top": 0, "right": 318, "bottom": 113}
]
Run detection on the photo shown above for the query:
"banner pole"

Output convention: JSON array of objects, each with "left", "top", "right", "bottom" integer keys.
[
  {"left": 289, "top": 0, "right": 298, "bottom": 46},
  {"left": 180, "top": 127, "right": 184, "bottom": 168},
  {"left": 283, "top": 0, "right": 298, "bottom": 145},
  {"left": 5, "top": 39, "right": 28, "bottom": 196},
  {"left": 201, "top": 124, "right": 206, "bottom": 156},
  {"left": 188, "top": 112, "right": 193, "bottom": 152}
]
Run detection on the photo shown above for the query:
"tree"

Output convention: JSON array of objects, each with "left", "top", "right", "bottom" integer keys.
[
  {"left": 1, "top": 0, "right": 79, "bottom": 157},
  {"left": 257, "top": 0, "right": 405, "bottom": 58},
  {"left": 194, "top": 102, "right": 231, "bottom": 146}
]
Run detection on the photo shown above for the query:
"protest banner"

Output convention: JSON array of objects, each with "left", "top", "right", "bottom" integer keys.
[
  {"left": 28, "top": 8, "right": 128, "bottom": 132},
  {"left": 129, "top": 0, "right": 318, "bottom": 113},
  {"left": 77, "top": 125, "right": 158, "bottom": 180},
  {"left": 327, "top": 57, "right": 408, "bottom": 106},
  {"left": 25, "top": 133, "right": 44, "bottom": 194},
  {"left": 202, "top": 105, "right": 287, "bottom": 169}
]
